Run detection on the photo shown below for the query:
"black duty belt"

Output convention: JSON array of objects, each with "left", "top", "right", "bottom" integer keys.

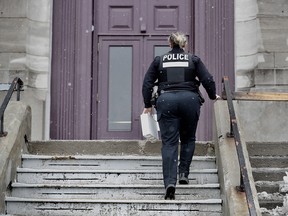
[{"left": 160, "top": 89, "right": 191, "bottom": 94}]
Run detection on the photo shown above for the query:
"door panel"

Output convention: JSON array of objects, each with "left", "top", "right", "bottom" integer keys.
[
  {"left": 97, "top": 0, "right": 191, "bottom": 35},
  {"left": 94, "top": 36, "right": 171, "bottom": 139},
  {"left": 95, "top": 37, "right": 142, "bottom": 139},
  {"left": 97, "top": 0, "right": 141, "bottom": 35},
  {"left": 146, "top": 0, "right": 191, "bottom": 34},
  {"left": 143, "top": 37, "right": 170, "bottom": 73}
]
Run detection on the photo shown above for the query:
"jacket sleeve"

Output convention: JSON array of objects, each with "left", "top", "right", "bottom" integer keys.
[
  {"left": 193, "top": 56, "right": 217, "bottom": 100},
  {"left": 142, "top": 56, "right": 160, "bottom": 108}
]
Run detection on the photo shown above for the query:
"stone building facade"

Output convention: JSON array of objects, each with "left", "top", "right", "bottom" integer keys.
[
  {"left": 236, "top": 0, "right": 288, "bottom": 91},
  {"left": 0, "top": 0, "right": 51, "bottom": 140},
  {"left": 0, "top": 0, "right": 287, "bottom": 140}
]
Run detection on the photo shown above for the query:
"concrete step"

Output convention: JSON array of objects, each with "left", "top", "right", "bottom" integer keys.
[
  {"left": 247, "top": 142, "right": 288, "bottom": 213},
  {"left": 250, "top": 156, "right": 288, "bottom": 168},
  {"left": 21, "top": 154, "right": 217, "bottom": 170},
  {"left": 16, "top": 168, "right": 219, "bottom": 185},
  {"left": 26, "top": 140, "right": 216, "bottom": 156},
  {"left": 255, "top": 181, "right": 284, "bottom": 194},
  {"left": 252, "top": 167, "right": 288, "bottom": 182},
  {"left": 11, "top": 183, "right": 220, "bottom": 200},
  {"left": 5, "top": 197, "right": 222, "bottom": 216},
  {"left": 6, "top": 146, "right": 222, "bottom": 215},
  {"left": 257, "top": 192, "right": 285, "bottom": 210},
  {"left": 247, "top": 142, "right": 288, "bottom": 156}
]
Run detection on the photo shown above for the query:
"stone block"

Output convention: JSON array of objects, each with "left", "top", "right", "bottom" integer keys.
[
  {"left": 8, "top": 70, "right": 28, "bottom": 84},
  {"left": 235, "top": 0, "right": 258, "bottom": 21},
  {"left": 27, "top": 0, "right": 51, "bottom": 22},
  {"left": 27, "top": 71, "right": 48, "bottom": 89},
  {"left": 236, "top": 19, "right": 260, "bottom": 56},
  {"left": 257, "top": 52, "right": 275, "bottom": 69},
  {"left": 257, "top": 52, "right": 274, "bottom": 67},
  {"left": 259, "top": 17, "right": 288, "bottom": 30},
  {"left": 0, "top": 0, "right": 27, "bottom": 18},
  {"left": 26, "top": 20, "right": 50, "bottom": 56},
  {"left": 258, "top": 0, "right": 288, "bottom": 17},
  {"left": 26, "top": 54, "right": 49, "bottom": 73},
  {"left": 254, "top": 68, "right": 275, "bottom": 85},
  {"left": 0, "top": 53, "right": 10, "bottom": 69},
  {"left": 0, "top": 70, "right": 10, "bottom": 83},
  {"left": 236, "top": 54, "right": 258, "bottom": 71},
  {"left": 9, "top": 55, "right": 26, "bottom": 70},
  {"left": 261, "top": 29, "right": 288, "bottom": 52},
  {"left": 235, "top": 70, "right": 254, "bottom": 90},
  {"left": 258, "top": 17, "right": 288, "bottom": 53},
  {"left": 275, "top": 53, "right": 288, "bottom": 68},
  {"left": 0, "top": 69, "right": 27, "bottom": 85},
  {"left": 275, "top": 69, "right": 288, "bottom": 85},
  {"left": 0, "top": 53, "right": 26, "bottom": 70},
  {"left": 0, "top": 18, "right": 27, "bottom": 52}
]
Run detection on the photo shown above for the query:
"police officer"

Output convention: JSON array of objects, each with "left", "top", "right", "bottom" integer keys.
[{"left": 142, "top": 32, "right": 220, "bottom": 200}]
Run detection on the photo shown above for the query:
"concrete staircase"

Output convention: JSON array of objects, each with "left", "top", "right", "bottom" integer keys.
[
  {"left": 5, "top": 141, "right": 222, "bottom": 216},
  {"left": 248, "top": 142, "right": 288, "bottom": 215}
]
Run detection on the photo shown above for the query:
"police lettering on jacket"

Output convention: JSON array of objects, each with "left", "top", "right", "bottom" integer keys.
[
  {"left": 159, "top": 53, "right": 194, "bottom": 83},
  {"left": 162, "top": 54, "right": 189, "bottom": 68}
]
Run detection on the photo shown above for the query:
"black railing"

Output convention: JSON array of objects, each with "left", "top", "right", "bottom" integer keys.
[
  {"left": 222, "top": 76, "right": 257, "bottom": 216},
  {"left": 0, "top": 77, "right": 23, "bottom": 137}
]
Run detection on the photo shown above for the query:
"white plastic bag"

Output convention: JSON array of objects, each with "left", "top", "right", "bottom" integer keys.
[{"left": 140, "top": 113, "right": 159, "bottom": 143}]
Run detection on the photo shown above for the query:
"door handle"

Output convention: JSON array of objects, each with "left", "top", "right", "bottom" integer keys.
[{"left": 140, "top": 23, "right": 146, "bottom": 33}]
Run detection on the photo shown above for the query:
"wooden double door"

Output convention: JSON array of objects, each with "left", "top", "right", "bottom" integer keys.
[{"left": 92, "top": 0, "right": 191, "bottom": 139}]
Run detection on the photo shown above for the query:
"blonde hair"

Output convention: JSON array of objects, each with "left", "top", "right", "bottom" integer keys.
[{"left": 168, "top": 32, "right": 187, "bottom": 48}]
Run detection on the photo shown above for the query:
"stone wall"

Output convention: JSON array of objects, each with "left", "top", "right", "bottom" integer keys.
[
  {"left": 235, "top": 0, "right": 288, "bottom": 92},
  {"left": 0, "top": 0, "right": 27, "bottom": 83},
  {"left": 0, "top": 0, "right": 51, "bottom": 140},
  {"left": 255, "top": 0, "right": 288, "bottom": 91}
]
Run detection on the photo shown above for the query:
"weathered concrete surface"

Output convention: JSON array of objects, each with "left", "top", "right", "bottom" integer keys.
[
  {"left": 213, "top": 100, "right": 262, "bottom": 216},
  {"left": 234, "top": 101, "right": 288, "bottom": 142},
  {"left": 0, "top": 101, "right": 31, "bottom": 213},
  {"left": 27, "top": 140, "right": 215, "bottom": 157}
]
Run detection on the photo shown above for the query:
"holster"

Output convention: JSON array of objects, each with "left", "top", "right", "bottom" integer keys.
[
  {"left": 198, "top": 90, "right": 205, "bottom": 105},
  {"left": 151, "top": 92, "right": 158, "bottom": 108}
]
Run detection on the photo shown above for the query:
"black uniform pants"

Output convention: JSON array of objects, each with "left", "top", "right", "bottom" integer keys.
[{"left": 156, "top": 90, "right": 201, "bottom": 188}]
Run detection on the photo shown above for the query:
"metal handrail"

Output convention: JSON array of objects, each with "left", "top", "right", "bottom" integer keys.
[
  {"left": 222, "top": 76, "right": 257, "bottom": 216},
  {"left": 0, "top": 77, "right": 24, "bottom": 137}
]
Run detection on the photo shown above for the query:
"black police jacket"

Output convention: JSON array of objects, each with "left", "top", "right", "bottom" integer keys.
[{"left": 142, "top": 47, "right": 217, "bottom": 108}]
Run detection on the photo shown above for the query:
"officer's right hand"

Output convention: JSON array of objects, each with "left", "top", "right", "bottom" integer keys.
[
  {"left": 143, "top": 108, "right": 152, "bottom": 114},
  {"left": 215, "top": 94, "right": 221, "bottom": 100}
]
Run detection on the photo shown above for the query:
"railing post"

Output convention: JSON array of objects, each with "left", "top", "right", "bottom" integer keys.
[
  {"left": 0, "top": 115, "right": 7, "bottom": 137},
  {"left": 0, "top": 77, "right": 23, "bottom": 138},
  {"left": 17, "top": 82, "right": 21, "bottom": 101}
]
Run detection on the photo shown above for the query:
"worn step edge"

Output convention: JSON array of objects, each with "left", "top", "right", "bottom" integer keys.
[
  {"left": 11, "top": 182, "right": 220, "bottom": 189},
  {"left": 17, "top": 168, "right": 218, "bottom": 174},
  {"left": 252, "top": 168, "right": 288, "bottom": 172},
  {"left": 5, "top": 197, "right": 222, "bottom": 204},
  {"left": 255, "top": 181, "right": 284, "bottom": 186},
  {"left": 21, "top": 154, "right": 216, "bottom": 161},
  {"left": 250, "top": 156, "right": 288, "bottom": 159}
]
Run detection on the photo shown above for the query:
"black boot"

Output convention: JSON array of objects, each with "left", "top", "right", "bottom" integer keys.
[
  {"left": 179, "top": 173, "right": 189, "bottom": 184},
  {"left": 164, "top": 185, "right": 175, "bottom": 200}
]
